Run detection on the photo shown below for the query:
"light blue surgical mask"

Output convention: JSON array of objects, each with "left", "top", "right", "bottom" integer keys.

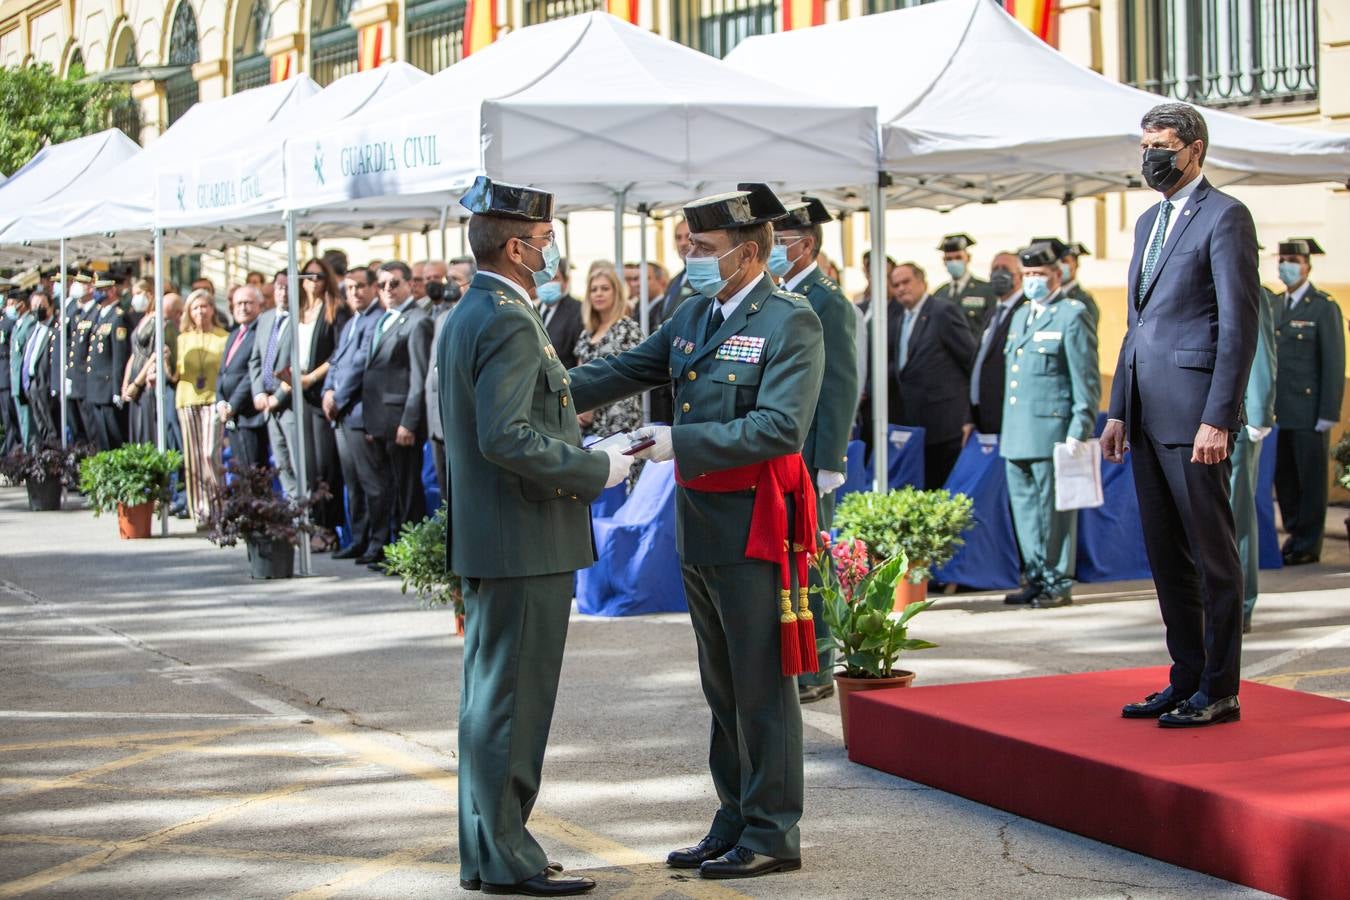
[
  {"left": 1023, "top": 275, "right": 1050, "bottom": 302},
  {"left": 686, "top": 244, "right": 744, "bottom": 298},
  {"left": 1278, "top": 261, "right": 1303, "bottom": 287},
  {"left": 767, "top": 244, "right": 792, "bottom": 278},
  {"left": 945, "top": 259, "right": 966, "bottom": 279},
  {"left": 3, "top": 306, "right": 16, "bottom": 320},
  {"left": 536, "top": 281, "right": 563, "bottom": 305},
  {"left": 1059, "top": 262, "right": 1072, "bottom": 282},
  {"left": 520, "top": 237, "right": 561, "bottom": 288}
]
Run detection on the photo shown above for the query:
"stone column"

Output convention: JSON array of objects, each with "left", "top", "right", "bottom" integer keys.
[{"left": 131, "top": 80, "right": 165, "bottom": 145}]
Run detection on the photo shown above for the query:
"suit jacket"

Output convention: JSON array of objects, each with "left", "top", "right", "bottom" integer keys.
[
  {"left": 792, "top": 266, "right": 858, "bottom": 475},
  {"left": 1063, "top": 281, "right": 1101, "bottom": 330},
  {"left": 8, "top": 313, "right": 36, "bottom": 395},
  {"left": 542, "top": 295, "right": 584, "bottom": 369},
  {"left": 652, "top": 270, "right": 695, "bottom": 327},
  {"left": 425, "top": 305, "right": 453, "bottom": 441},
  {"left": 439, "top": 273, "right": 608, "bottom": 579},
  {"left": 0, "top": 315, "right": 13, "bottom": 391},
  {"left": 324, "top": 300, "right": 384, "bottom": 430},
  {"left": 999, "top": 292, "right": 1100, "bottom": 461},
  {"left": 887, "top": 296, "right": 977, "bottom": 445},
  {"left": 570, "top": 273, "right": 825, "bottom": 566},
  {"left": 19, "top": 321, "right": 54, "bottom": 403},
  {"left": 65, "top": 301, "right": 98, "bottom": 400},
  {"left": 1109, "top": 178, "right": 1259, "bottom": 444},
  {"left": 934, "top": 275, "right": 998, "bottom": 335},
  {"left": 248, "top": 309, "right": 293, "bottom": 411},
  {"left": 217, "top": 321, "right": 265, "bottom": 428},
  {"left": 969, "top": 294, "right": 1026, "bottom": 436},
  {"left": 1273, "top": 283, "right": 1344, "bottom": 430},
  {"left": 362, "top": 300, "right": 434, "bottom": 441}
]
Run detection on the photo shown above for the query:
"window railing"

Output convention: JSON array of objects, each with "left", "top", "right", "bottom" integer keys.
[
  {"left": 233, "top": 53, "right": 270, "bottom": 92},
  {"left": 1122, "top": 0, "right": 1318, "bottom": 109},
  {"left": 861, "top": 0, "right": 942, "bottom": 15},
  {"left": 311, "top": 25, "right": 359, "bottom": 86},
  {"left": 671, "top": 0, "right": 776, "bottom": 57},
  {"left": 165, "top": 71, "right": 199, "bottom": 126},
  {"left": 111, "top": 95, "right": 142, "bottom": 145},
  {"left": 523, "top": 0, "right": 604, "bottom": 26},
  {"left": 408, "top": 0, "right": 467, "bottom": 74}
]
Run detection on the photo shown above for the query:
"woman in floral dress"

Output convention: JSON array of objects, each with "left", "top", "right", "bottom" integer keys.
[{"left": 574, "top": 265, "right": 646, "bottom": 488}]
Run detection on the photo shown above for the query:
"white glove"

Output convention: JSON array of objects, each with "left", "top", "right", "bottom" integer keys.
[
  {"left": 1315, "top": 418, "right": 1337, "bottom": 433},
  {"left": 1064, "top": 436, "right": 1088, "bottom": 458},
  {"left": 1245, "top": 425, "right": 1273, "bottom": 443},
  {"left": 602, "top": 447, "right": 636, "bottom": 488},
  {"left": 630, "top": 425, "right": 674, "bottom": 462},
  {"left": 816, "top": 469, "right": 847, "bottom": 494}
]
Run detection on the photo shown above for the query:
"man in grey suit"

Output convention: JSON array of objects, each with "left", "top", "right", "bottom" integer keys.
[
  {"left": 425, "top": 294, "right": 457, "bottom": 506},
  {"left": 1104, "top": 103, "right": 1259, "bottom": 729},
  {"left": 249, "top": 286, "right": 299, "bottom": 496}
]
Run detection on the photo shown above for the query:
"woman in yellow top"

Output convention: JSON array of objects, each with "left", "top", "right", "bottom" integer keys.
[{"left": 174, "top": 289, "right": 229, "bottom": 525}]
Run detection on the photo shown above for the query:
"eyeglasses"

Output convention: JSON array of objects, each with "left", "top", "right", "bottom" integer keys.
[
  {"left": 378, "top": 279, "right": 403, "bottom": 291},
  {"left": 503, "top": 231, "right": 556, "bottom": 249},
  {"left": 299, "top": 273, "right": 323, "bottom": 281}
]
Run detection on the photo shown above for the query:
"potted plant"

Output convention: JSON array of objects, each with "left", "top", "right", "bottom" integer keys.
[
  {"left": 833, "top": 487, "right": 974, "bottom": 610},
  {"left": 0, "top": 442, "right": 90, "bottom": 511},
  {"left": 384, "top": 504, "right": 466, "bottom": 634},
  {"left": 78, "top": 443, "right": 181, "bottom": 537},
  {"left": 812, "top": 536, "right": 937, "bottom": 746},
  {"left": 1333, "top": 434, "right": 1350, "bottom": 549},
  {"left": 202, "top": 465, "right": 325, "bottom": 579}
]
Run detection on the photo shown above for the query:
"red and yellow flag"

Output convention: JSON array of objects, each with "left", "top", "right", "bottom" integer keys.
[
  {"left": 782, "top": 0, "right": 824, "bottom": 30},
  {"left": 463, "top": 0, "right": 497, "bottom": 57},
  {"left": 606, "top": 0, "right": 639, "bottom": 24},
  {"left": 1002, "top": 0, "right": 1058, "bottom": 47},
  {"left": 358, "top": 24, "right": 384, "bottom": 71},
  {"left": 270, "top": 52, "right": 293, "bottom": 83}
]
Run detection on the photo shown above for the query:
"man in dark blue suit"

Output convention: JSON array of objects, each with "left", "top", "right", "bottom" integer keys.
[
  {"left": 1103, "top": 103, "right": 1259, "bottom": 729},
  {"left": 217, "top": 286, "right": 268, "bottom": 470}
]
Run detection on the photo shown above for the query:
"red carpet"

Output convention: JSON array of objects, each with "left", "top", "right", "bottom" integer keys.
[{"left": 847, "top": 667, "right": 1350, "bottom": 899}]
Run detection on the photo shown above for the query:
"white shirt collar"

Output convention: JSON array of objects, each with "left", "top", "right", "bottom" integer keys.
[
  {"left": 716, "top": 273, "right": 766, "bottom": 320},
  {"left": 478, "top": 270, "right": 531, "bottom": 303},
  {"left": 1288, "top": 280, "right": 1312, "bottom": 305},
  {"left": 784, "top": 262, "right": 818, "bottom": 293},
  {"left": 998, "top": 289, "right": 1023, "bottom": 310},
  {"left": 904, "top": 294, "right": 929, "bottom": 318},
  {"left": 1164, "top": 173, "right": 1202, "bottom": 211}
]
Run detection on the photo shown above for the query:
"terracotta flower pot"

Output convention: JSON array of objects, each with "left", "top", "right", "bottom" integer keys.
[
  {"left": 117, "top": 501, "right": 154, "bottom": 539},
  {"left": 835, "top": 670, "right": 916, "bottom": 747},
  {"left": 892, "top": 564, "right": 929, "bottom": 612},
  {"left": 456, "top": 613, "right": 466, "bottom": 636}
]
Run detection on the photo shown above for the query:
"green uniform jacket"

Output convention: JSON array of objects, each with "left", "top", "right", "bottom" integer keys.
[
  {"left": 792, "top": 265, "right": 857, "bottom": 475},
  {"left": 1245, "top": 288, "right": 1278, "bottom": 429},
  {"left": 569, "top": 273, "right": 824, "bottom": 566},
  {"left": 999, "top": 292, "right": 1100, "bottom": 461},
  {"left": 1063, "top": 281, "right": 1100, "bottom": 330},
  {"left": 8, "top": 313, "right": 36, "bottom": 390},
  {"left": 1274, "top": 283, "right": 1345, "bottom": 430},
  {"left": 439, "top": 273, "right": 609, "bottom": 580},
  {"left": 934, "top": 275, "right": 998, "bottom": 335}
]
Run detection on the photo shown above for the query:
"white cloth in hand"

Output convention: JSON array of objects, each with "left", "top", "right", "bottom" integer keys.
[
  {"left": 603, "top": 447, "right": 636, "bottom": 488},
  {"left": 1315, "top": 418, "right": 1337, "bottom": 433},
  {"left": 816, "top": 469, "right": 846, "bottom": 494},
  {"left": 1245, "top": 425, "right": 1273, "bottom": 442},
  {"left": 1064, "top": 435, "right": 1088, "bottom": 458},
  {"left": 631, "top": 425, "right": 674, "bottom": 462}
]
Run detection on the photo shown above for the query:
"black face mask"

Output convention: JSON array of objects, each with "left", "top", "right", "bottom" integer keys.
[
  {"left": 990, "top": 270, "right": 1015, "bottom": 297},
  {"left": 1141, "top": 146, "right": 1188, "bottom": 193},
  {"left": 35, "top": 307, "right": 50, "bottom": 322},
  {"left": 425, "top": 280, "right": 445, "bottom": 304}
]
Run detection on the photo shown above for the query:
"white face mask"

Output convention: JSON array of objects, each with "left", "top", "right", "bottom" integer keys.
[{"left": 131, "top": 292, "right": 150, "bottom": 313}]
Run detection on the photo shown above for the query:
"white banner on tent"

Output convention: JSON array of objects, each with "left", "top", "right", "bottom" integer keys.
[{"left": 156, "top": 147, "right": 281, "bottom": 228}]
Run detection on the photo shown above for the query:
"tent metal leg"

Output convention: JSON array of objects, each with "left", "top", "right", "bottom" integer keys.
[
  {"left": 869, "top": 181, "right": 889, "bottom": 494},
  {"left": 637, "top": 205, "right": 650, "bottom": 422},
  {"left": 285, "top": 211, "right": 313, "bottom": 577},
  {"left": 58, "top": 237, "right": 68, "bottom": 450},
  {"left": 153, "top": 229, "right": 169, "bottom": 536}
]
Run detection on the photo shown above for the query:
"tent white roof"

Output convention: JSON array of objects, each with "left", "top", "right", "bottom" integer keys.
[
  {"left": 0, "top": 129, "right": 141, "bottom": 264},
  {"left": 0, "top": 76, "right": 322, "bottom": 261},
  {"left": 726, "top": 0, "right": 1350, "bottom": 210},
  {"left": 284, "top": 12, "right": 880, "bottom": 218}
]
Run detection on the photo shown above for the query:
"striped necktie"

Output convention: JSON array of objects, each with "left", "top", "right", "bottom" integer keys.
[{"left": 1137, "top": 200, "right": 1172, "bottom": 305}]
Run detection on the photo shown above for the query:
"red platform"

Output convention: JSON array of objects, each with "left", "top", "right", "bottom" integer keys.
[{"left": 848, "top": 667, "right": 1350, "bottom": 899}]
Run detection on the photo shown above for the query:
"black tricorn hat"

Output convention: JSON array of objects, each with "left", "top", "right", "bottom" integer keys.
[
  {"left": 1019, "top": 242, "right": 1060, "bottom": 268},
  {"left": 1278, "top": 237, "right": 1325, "bottom": 257},
  {"left": 1030, "top": 236, "right": 1070, "bottom": 259},
  {"left": 776, "top": 196, "right": 833, "bottom": 230},
  {"left": 459, "top": 176, "right": 554, "bottom": 222},
  {"left": 1065, "top": 241, "right": 1091, "bottom": 258},
  {"left": 684, "top": 183, "right": 787, "bottom": 233},
  {"left": 937, "top": 233, "right": 976, "bottom": 252}
]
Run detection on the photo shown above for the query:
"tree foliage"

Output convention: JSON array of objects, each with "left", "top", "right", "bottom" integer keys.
[{"left": 0, "top": 63, "right": 128, "bottom": 176}]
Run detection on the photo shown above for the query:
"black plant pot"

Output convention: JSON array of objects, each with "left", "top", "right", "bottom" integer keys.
[
  {"left": 26, "top": 477, "right": 62, "bottom": 511},
  {"left": 246, "top": 537, "right": 295, "bottom": 580}
]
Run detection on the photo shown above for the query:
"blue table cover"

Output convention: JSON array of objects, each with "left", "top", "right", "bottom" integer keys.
[{"left": 931, "top": 435, "right": 1020, "bottom": 589}]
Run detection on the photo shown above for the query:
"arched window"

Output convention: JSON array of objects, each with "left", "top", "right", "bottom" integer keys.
[
  {"left": 310, "top": 0, "right": 358, "bottom": 85},
  {"left": 66, "top": 46, "right": 85, "bottom": 76},
  {"left": 110, "top": 31, "right": 143, "bottom": 143},
  {"left": 233, "top": 0, "right": 272, "bottom": 92},
  {"left": 166, "top": 1, "right": 201, "bottom": 125}
]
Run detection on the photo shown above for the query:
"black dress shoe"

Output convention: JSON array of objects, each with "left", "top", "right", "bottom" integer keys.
[
  {"left": 700, "top": 846, "right": 801, "bottom": 880},
  {"left": 1159, "top": 695, "right": 1240, "bottom": 728},
  {"left": 481, "top": 868, "right": 594, "bottom": 896},
  {"left": 462, "top": 863, "right": 563, "bottom": 891},
  {"left": 1003, "top": 583, "right": 1039, "bottom": 605},
  {"left": 332, "top": 544, "right": 364, "bottom": 560},
  {"left": 1030, "top": 592, "right": 1072, "bottom": 609},
  {"left": 1122, "top": 686, "right": 1184, "bottom": 719},
  {"left": 354, "top": 551, "right": 382, "bottom": 565},
  {"left": 667, "top": 835, "right": 735, "bottom": 869},
  {"left": 1242, "top": 612, "right": 1253, "bottom": 634},
  {"left": 1283, "top": 550, "right": 1318, "bottom": 566},
  {"left": 798, "top": 682, "right": 835, "bottom": 704}
]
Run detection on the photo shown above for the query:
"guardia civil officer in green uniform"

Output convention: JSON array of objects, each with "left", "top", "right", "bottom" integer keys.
[
  {"left": 1232, "top": 274, "right": 1277, "bottom": 631},
  {"left": 767, "top": 196, "right": 857, "bottom": 703},
  {"left": 934, "top": 233, "right": 998, "bottom": 335},
  {"left": 569, "top": 184, "right": 824, "bottom": 881},
  {"left": 1031, "top": 236, "right": 1100, "bottom": 328},
  {"left": 1272, "top": 237, "right": 1344, "bottom": 565},
  {"left": 1000, "top": 242, "right": 1100, "bottom": 608},
  {"left": 440, "top": 177, "right": 634, "bottom": 898}
]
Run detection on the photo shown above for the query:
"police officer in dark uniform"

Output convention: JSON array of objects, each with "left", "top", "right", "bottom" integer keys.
[
  {"left": 933, "top": 233, "right": 997, "bottom": 335},
  {"left": 65, "top": 274, "right": 97, "bottom": 445},
  {"left": 1031, "top": 236, "right": 1099, "bottom": 328},
  {"left": 1272, "top": 237, "right": 1344, "bottom": 565},
  {"left": 84, "top": 278, "right": 130, "bottom": 450}
]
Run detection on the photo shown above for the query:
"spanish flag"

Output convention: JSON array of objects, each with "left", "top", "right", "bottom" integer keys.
[
  {"left": 782, "top": 0, "right": 824, "bottom": 30},
  {"left": 1002, "top": 0, "right": 1058, "bottom": 47},
  {"left": 606, "top": 0, "right": 639, "bottom": 25},
  {"left": 358, "top": 24, "right": 384, "bottom": 71},
  {"left": 463, "top": 0, "right": 497, "bottom": 57},
  {"left": 270, "top": 52, "right": 292, "bottom": 83}
]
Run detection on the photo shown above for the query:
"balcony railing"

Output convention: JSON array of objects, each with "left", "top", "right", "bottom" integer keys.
[
  {"left": 671, "top": 0, "right": 775, "bottom": 57},
  {"left": 408, "top": 0, "right": 466, "bottom": 73},
  {"left": 165, "top": 71, "right": 199, "bottom": 127},
  {"left": 523, "top": 0, "right": 604, "bottom": 26},
  {"left": 1123, "top": 0, "right": 1319, "bottom": 109},
  {"left": 233, "top": 53, "right": 270, "bottom": 92},
  {"left": 311, "top": 25, "right": 359, "bottom": 87},
  {"left": 861, "top": 0, "right": 943, "bottom": 15}
]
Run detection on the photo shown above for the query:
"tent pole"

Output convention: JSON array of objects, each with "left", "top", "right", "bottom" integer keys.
[
  {"left": 153, "top": 229, "right": 168, "bottom": 536},
  {"left": 869, "top": 179, "right": 888, "bottom": 494},
  {"left": 459, "top": 218, "right": 468, "bottom": 256},
  {"left": 638, "top": 204, "right": 651, "bottom": 422},
  {"left": 1065, "top": 200, "right": 1075, "bottom": 242},
  {"left": 562, "top": 216, "right": 571, "bottom": 265},
  {"left": 285, "top": 210, "right": 313, "bottom": 577},
  {"left": 438, "top": 206, "right": 449, "bottom": 260},
  {"left": 58, "top": 237, "right": 68, "bottom": 450},
  {"left": 613, "top": 189, "right": 627, "bottom": 269}
]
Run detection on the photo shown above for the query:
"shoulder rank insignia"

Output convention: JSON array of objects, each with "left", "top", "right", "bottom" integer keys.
[
  {"left": 544, "top": 344, "right": 556, "bottom": 359},
  {"left": 716, "top": 334, "right": 765, "bottom": 364}
]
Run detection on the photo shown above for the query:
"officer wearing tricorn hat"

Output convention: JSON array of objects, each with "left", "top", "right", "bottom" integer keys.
[
  {"left": 1031, "top": 236, "right": 1100, "bottom": 328},
  {"left": 84, "top": 276, "right": 129, "bottom": 450},
  {"left": 439, "top": 176, "right": 634, "bottom": 897},
  {"left": 933, "top": 232, "right": 998, "bottom": 335},
  {"left": 570, "top": 183, "right": 824, "bottom": 881},
  {"left": 64, "top": 272, "right": 97, "bottom": 445}
]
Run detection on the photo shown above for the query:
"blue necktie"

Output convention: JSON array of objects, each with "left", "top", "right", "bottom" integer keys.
[
  {"left": 897, "top": 309, "right": 915, "bottom": 369},
  {"left": 1137, "top": 200, "right": 1172, "bottom": 305},
  {"left": 21, "top": 332, "right": 37, "bottom": 392}
]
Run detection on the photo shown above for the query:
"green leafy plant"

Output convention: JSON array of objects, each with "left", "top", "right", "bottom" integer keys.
[
  {"left": 384, "top": 505, "right": 464, "bottom": 618},
  {"left": 202, "top": 464, "right": 325, "bottom": 547},
  {"left": 1334, "top": 434, "right": 1350, "bottom": 491},
  {"left": 77, "top": 443, "right": 182, "bottom": 515},
  {"left": 0, "top": 63, "right": 130, "bottom": 175},
  {"left": 0, "top": 442, "right": 92, "bottom": 487},
  {"left": 833, "top": 487, "right": 975, "bottom": 582},
  {"left": 812, "top": 544, "right": 937, "bottom": 679}
]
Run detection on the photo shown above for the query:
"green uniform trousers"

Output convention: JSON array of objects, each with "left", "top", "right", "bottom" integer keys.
[
  {"left": 1274, "top": 428, "right": 1330, "bottom": 559},
  {"left": 798, "top": 487, "right": 835, "bottom": 689},
  {"left": 1005, "top": 458, "right": 1078, "bottom": 597},
  {"left": 1229, "top": 434, "right": 1264, "bottom": 616},
  {"left": 683, "top": 560, "right": 803, "bottom": 860},
  {"left": 458, "top": 573, "right": 573, "bottom": 885}
]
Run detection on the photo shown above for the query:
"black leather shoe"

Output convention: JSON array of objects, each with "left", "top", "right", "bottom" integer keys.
[
  {"left": 1004, "top": 583, "right": 1039, "bottom": 605},
  {"left": 798, "top": 682, "right": 834, "bottom": 704},
  {"left": 1159, "top": 695, "right": 1240, "bottom": 728},
  {"left": 700, "top": 846, "right": 801, "bottom": 880},
  {"left": 1122, "top": 686, "right": 1184, "bottom": 719},
  {"left": 1283, "top": 551, "right": 1318, "bottom": 566},
  {"left": 355, "top": 551, "right": 382, "bottom": 565},
  {"left": 1030, "top": 592, "right": 1072, "bottom": 609},
  {"left": 332, "top": 544, "right": 364, "bottom": 560},
  {"left": 462, "top": 863, "right": 563, "bottom": 891},
  {"left": 481, "top": 868, "right": 594, "bottom": 896},
  {"left": 667, "top": 835, "right": 735, "bottom": 869},
  {"left": 1242, "top": 612, "right": 1253, "bottom": 634}
]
